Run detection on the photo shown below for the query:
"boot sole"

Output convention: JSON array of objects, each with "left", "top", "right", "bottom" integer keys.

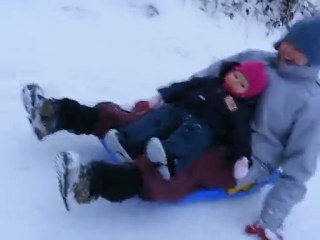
[
  {"left": 146, "top": 138, "right": 170, "bottom": 180},
  {"left": 55, "top": 151, "right": 81, "bottom": 211},
  {"left": 104, "top": 129, "right": 133, "bottom": 163},
  {"left": 146, "top": 137, "right": 168, "bottom": 165},
  {"left": 21, "top": 83, "right": 44, "bottom": 114}
]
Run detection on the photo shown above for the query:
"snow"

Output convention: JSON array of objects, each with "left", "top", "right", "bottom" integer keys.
[{"left": 0, "top": 1, "right": 319, "bottom": 239}]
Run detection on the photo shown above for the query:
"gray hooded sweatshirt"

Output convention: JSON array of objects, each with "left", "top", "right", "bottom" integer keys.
[{"left": 194, "top": 49, "right": 320, "bottom": 231}]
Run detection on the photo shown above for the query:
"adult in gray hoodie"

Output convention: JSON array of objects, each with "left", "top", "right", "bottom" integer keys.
[{"left": 194, "top": 16, "right": 320, "bottom": 239}]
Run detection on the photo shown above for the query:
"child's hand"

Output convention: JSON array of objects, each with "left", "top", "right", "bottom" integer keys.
[
  {"left": 245, "top": 221, "right": 283, "bottom": 240},
  {"left": 233, "top": 157, "right": 249, "bottom": 179}
]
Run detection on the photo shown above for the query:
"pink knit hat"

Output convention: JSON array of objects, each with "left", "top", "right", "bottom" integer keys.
[{"left": 232, "top": 61, "right": 268, "bottom": 98}]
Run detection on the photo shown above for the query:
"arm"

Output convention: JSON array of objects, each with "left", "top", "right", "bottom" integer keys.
[
  {"left": 260, "top": 100, "right": 320, "bottom": 232},
  {"left": 157, "top": 76, "right": 209, "bottom": 104},
  {"left": 159, "top": 49, "right": 266, "bottom": 103},
  {"left": 229, "top": 109, "right": 253, "bottom": 163}
]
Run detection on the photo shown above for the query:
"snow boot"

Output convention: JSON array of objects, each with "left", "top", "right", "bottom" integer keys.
[
  {"left": 146, "top": 137, "right": 170, "bottom": 180},
  {"left": 21, "top": 83, "right": 59, "bottom": 140},
  {"left": 234, "top": 157, "right": 250, "bottom": 179},
  {"left": 104, "top": 129, "right": 133, "bottom": 163},
  {"left": 55, "top": 151, "right": 94, "bottom": 211}
]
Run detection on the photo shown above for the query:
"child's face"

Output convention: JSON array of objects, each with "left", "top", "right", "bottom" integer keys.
[{"left": 224, "top": 70, "right": 249, "bottom": 95}]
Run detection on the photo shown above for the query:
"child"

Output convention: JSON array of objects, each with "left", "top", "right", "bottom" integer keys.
[{"left": 104, "top": 61, "right": 268, "bottom": 180}]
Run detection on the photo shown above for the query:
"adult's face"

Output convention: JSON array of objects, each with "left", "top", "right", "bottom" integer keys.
[{"left": 277, "top": 41, "right": 308, "bottom": 66}]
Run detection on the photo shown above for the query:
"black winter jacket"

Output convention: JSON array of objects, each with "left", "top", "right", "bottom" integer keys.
[{"left": 158, "top": 63, "right": 260, "bottom": 163}]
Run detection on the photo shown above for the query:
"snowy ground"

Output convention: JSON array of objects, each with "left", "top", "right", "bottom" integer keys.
[{"left": 1, "top": 1, "right": 319, "bottom": 239}]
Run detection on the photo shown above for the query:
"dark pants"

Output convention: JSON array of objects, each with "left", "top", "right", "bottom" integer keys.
[
  {"left": 119, "top": 105, "right": 214, "bottom": 173},
  {"left": 89, "top": 161, "right": 143, "bottom": 202},
  {"left": 56, "top": 98, "right": 100, "bottom": 135}
]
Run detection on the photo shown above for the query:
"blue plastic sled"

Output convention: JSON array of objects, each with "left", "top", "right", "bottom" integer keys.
[{"left": 99, "top": 139, "right": 281, "bottom": 202}]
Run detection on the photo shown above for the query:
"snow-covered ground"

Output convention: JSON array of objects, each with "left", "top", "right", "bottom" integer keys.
[{"left": 1, "top": 1, "right": 319, "bottom": 239}]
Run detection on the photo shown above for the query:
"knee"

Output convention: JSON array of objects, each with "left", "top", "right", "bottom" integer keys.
[{"left": 156, "top": 105, "right": 178, "bottom": 117}]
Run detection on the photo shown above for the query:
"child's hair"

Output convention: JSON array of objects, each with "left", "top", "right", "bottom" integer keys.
[{"left": 218, "top": 61, "right": 241, "bottom": 80}]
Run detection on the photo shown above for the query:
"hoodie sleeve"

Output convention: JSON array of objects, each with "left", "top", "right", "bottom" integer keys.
[{"left": 260, "top": 99, "right": 320, "bottom": 232}]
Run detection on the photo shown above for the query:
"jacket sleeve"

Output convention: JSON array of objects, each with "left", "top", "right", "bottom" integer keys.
[
  {"left": 159, "top": 49, "right": 264, "bottom": 103},
  {"left": 229, "top": 109, "right": 253, "bottom": 162},
  {"left": 260, "top": 100, "right": 320, "bottom": 232},
  {"left": 157, "top": 76, "right": 209, "bottom": 104}
]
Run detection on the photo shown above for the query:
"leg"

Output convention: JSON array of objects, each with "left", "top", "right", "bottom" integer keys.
[
  {"left": 22, "top": 84, "right": 100, "bottom": 139},
  {"left": 121, "top": 105, "right": 185, "bottom": 154},
  {"left": 57, "top": 98, "right": 100, "bottom": 135},
  {"left": 134, "top": 149, "right": 236, "bottom": 202},
  {"left": 105, "top": 105, "right": 185, "bottom": 159},
  {"left": 162, "top": 117, "right": 213, "bottom": 173},
  {"left": 146, "top": 117, "right": 213, "bottom": 178},
  {"left": 89, "top": 161, "right": 143, "bottom": 202},
  {"left": 55, "top": 151, "right": 143, "bottom": 210}
]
